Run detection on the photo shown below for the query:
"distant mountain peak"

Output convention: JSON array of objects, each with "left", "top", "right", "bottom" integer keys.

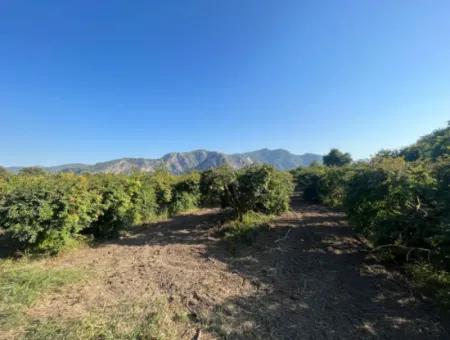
[{"left": 5, "top": 149, "right": 322, "bottom": 174}]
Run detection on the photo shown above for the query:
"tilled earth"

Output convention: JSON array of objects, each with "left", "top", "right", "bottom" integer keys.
[{"left": 27, "top": 202, "right": 450, "bottom": 339}]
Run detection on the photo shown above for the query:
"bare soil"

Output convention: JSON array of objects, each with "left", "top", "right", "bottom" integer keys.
[{"left": 28, "top": 201, "right": 450, "bottom": 339}]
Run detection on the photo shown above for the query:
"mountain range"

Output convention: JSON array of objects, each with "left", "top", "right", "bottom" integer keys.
[{"left": 6, "top": 149, "right": 322, "bottom": 174}]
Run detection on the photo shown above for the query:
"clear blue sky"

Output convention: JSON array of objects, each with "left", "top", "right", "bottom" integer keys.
[{"left": 1, "top": 0, "right": 449, "bottom": 166}]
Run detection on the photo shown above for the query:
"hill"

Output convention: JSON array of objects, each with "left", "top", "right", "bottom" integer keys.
[{"left": 5, "top": 149, "right": 323, "bottom": 174}]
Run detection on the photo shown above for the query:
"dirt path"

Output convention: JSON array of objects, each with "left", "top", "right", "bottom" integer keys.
[{"left": 31, "top": 202, "right": 449, "bottom": 339}]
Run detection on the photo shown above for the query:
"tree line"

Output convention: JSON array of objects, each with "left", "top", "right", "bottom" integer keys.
[{"left": 0, "top": 165, "right": 293, "bottom": 254}]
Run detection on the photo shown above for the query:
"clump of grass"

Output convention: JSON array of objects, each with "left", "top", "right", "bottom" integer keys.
[
  {"left": 224, "top": 211, "right": 274, "bottom": 245},
  {"left": 24, "top": 296, "right": 190, "bottom": 340},
  {"left": 406, "top": 262, "right": 450, "bottom": 309},
  {"left": 0, "top": 259, "right": 86, "bottom": 333}
]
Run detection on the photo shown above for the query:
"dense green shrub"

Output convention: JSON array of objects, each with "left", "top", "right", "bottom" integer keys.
[
  {"left": 344, "top": 158, "right": 438, "bottom": 248},
  {"left": 0, "top": 174, "right": 99, "bottom": 254},
  {"left": 291, "top": 165, "right": 326, "bottom": 202},
  {"left": 127, "top": 174, "right": 158, "bottom": 224},
  {"left": 150, "top": 169, "right": 175, "bottom": 214},
  {"left": 86, "top": 174, "right": 137, "bottom": 239},
  {"left": 316, "top": 166, "right": 356, "bottom": 208},
  {"left": 292, "top": 165, "right": 354, "bottom": 207},
  {"left": 230, "top": 165, "right": 294, "bottom": 218},
  {"left": 169, "top": 172, "right": 200, "bottom": 214},
  {"left": 200, "top": 166, "right": 236, "bottom": 207}
]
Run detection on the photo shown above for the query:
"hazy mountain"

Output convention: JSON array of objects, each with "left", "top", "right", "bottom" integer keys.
[
  {"left": 236, "top": 149, "right": 322, "bottom": 169},
  {"left": 5, "top": 149, "right": 322, "bottom": 174}
]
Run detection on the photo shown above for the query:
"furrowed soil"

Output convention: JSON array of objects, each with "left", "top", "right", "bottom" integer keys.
[{"left": 6, "top": 201, "right": 450, "bottom": 339}]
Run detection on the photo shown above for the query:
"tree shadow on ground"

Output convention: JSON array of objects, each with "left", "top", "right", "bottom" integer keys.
[{"left": 102, "top": 203, "right": 450, "bottom": 339}]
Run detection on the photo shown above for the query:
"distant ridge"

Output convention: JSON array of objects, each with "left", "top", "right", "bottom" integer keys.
[{"left": 5, "top": 149, "right": 323, "bottom": 174}]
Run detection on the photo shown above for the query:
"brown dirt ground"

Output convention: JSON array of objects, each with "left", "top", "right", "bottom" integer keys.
[{"left": 26, "top": 201, "right": 450, "bottom": 339}]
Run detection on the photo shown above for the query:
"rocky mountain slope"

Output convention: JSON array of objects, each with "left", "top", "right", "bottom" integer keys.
[{"left": 6, "top": 149, "right": 322, "bottom": 174}]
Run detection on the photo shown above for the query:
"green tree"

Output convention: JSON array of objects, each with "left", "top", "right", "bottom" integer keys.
[
  {"left": 231, "top": 165, "right": 294, "bottom": 218},
  {"left": 200, "top": 165, "right": 236, "bottom": 207},
  {"left": 323, "top": 149, "right": 352, "bottom": 167}
]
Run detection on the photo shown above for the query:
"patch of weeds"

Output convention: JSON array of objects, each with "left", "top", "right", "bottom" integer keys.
[
  {"left": 0, "top": 259, "right": 86, "bottom": 334},
  {"left": 24, "top": 296, "right": 191, "bottom": 340},
  {"left": 224, "top": 211, "right": 274, "bottom": 248},
  {"left": 406, "top": 262, "right": 450, "bottom": 309}
]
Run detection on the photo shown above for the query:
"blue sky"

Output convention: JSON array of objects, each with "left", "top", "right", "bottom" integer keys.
[{"left": 1, "top": 0, "right": 449, "bottom": 166}]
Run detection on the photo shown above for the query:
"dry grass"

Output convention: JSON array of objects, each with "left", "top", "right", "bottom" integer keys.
[
  {"left": 1, "top": 205, "right": 449, "bottom": 339},
  {"left": 0, "top": 258, "right": 87, "bottom": 339},
  {"left": 23, "top": 295, "right": 190, "bottom": 340}
]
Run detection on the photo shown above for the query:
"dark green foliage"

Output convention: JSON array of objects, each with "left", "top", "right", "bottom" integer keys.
[
  {"left": 431, "top": 157, "right": 450, "bottom": 266},
  {"left": 169, "top": 172, "right": 201, "bottom": 214},
  {"left": 0, "top": 174, "right": 99, "bottom": 254},
  {"left": 128, "top": 174, "right": 158, "bottom": 224},
  {"left": 344, "top": 158, "right": 438, "bottom": 249},
  {"left": 230, "top": 165, "right": 294, "bottom": 218},
  {"left": 291, "top": 165, "right": 354, "bottom": 207},
  {"left": 291, "top": 165, "right": 326, "bottom": 202},
  {"left": 201, "top": 165, "right": 293, "bottom": 218},
  {"left": 150, "top": 169, "right": 174, "bottom": 213},
  {"left": 86, "top": 174, "right": 137, "bottom": 239},
  {"left": 317, "top": 166, "right": 356, "bottom": 208},
  {"left": 200, "top": 166, "right": 236, "bottom": 207},
  {"left": 400, "top": 122, "right": 450, "bottom": 161},
  {"left": 323, "top": 149, "right": 352, "bottom": 167}
]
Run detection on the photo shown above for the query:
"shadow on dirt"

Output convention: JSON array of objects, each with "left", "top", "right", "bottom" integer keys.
[{"left": 102, "top": 202, "right": 449, "bottom": 339}]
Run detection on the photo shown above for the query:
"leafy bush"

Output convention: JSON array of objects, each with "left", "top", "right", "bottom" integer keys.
[
  {"left": 169, "top": 172, "right": 200, "bottom": 214},
  {"left": 127, "top": 174, "right": 158, "bottom": 224},
  {"left": 292, "top": 165, "right": 354, "bottom": 207},
  {"left": 344, "top": 158, "right": 438, "bottom": 248},
  {"left": 86, "top": 174, "right": 136, "bottom": 239},
  {"left": 0, "top": 174, "right": 99, "bottom": 254},
  {"left": 291, "top": 165, "right": 326, "bottom": 202},
  {"left": 201, "top": 165, "right": 293, "bottom": 218},
  {"left": 200, "top": 166, "right": 236, "bottom": 207},
  {"left": 150, "top": 169, "right": 175, "bottom": 214},
  {"left": 230, "top": 165, "right": 294, "bottom": 218}
]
